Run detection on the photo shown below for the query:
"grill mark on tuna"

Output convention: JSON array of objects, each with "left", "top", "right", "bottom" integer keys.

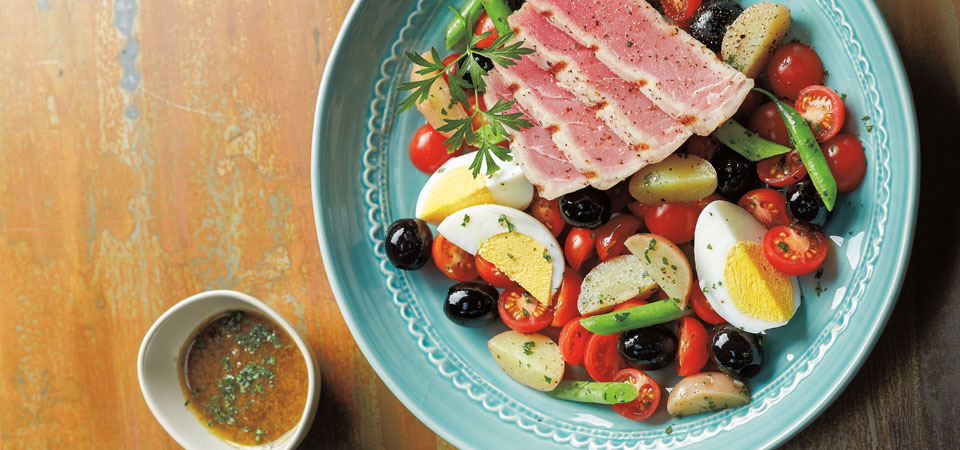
[
  {"left": 680, "top": 115, "right": 697, "bottom": 126},
  {"left": 507, "top": 83, "right": 521, "bottom": 94},
  {"left": 547, "top": 61, "right": 568, "bottom": 76},
  {"left": 545, "top": 125, "right": 559, "bottom": 135},
  {"left": 593, "top": 101, "right": 608, "bottom": 111},
  {"left": 632, "top": 143, "right": 650, "bottom": 152}
]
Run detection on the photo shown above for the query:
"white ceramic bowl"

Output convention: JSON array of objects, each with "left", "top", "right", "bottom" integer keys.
[{"left": 138, "top": 290, "right": 320, "bottom": 450}]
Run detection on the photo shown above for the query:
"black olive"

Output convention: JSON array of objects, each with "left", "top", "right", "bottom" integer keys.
[
  {"left": 384, "top": 218, "right": 433, "bottom": 270},
  {"left": 443, "top": 282, "right": 500, "bottom": 327},
  {"left": 506, "top": 0, "right": 525, "bottom": 11},
  {"left": 689, "top": 2, "right": 744, "bottom": 53},
  {"left": 559, "top": 187, "right": 612, "bottom": 228},
  {"left": 710, "top": 324, "right": 763, "bottom": 378},
  {"left": 712, "top": 148, "right": 758, "bottom": 200},
  {"left": 785, "top": 179, "right": 831, "bottom": 227},
  {"left": 618, "top": 326, "right": 678, "bottom": 370},
  {"left": 460, "top": 53, "right": 495, "bottom": 91}
]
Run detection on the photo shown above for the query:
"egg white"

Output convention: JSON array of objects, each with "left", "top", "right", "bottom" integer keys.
[
  {"left": 693, "top": 201, "right": 801, "bottom": 333},
  {"left": 415, "top": 153, "right": 533, "bottom": 224},
  {"left": 438, "top": 204, "right": 564, "bottom": 299}
]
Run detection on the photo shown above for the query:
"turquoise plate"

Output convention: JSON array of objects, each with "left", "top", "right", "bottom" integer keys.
[{"left": 312, "top": 1, "right": 918, "bottom": 448}]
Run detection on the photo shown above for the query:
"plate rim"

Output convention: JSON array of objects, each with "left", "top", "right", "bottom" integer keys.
[{"left": 311, "top": 0, "right": 920, "bottom": 448}]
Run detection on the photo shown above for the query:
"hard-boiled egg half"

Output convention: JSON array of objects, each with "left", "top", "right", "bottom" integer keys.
[
  {"left": 694, "top": 201, "right": 801, "bottom": 333},
  {"left": 438, "top": 205, "right": 563, "bottom": 305},
  {"left": 416, "top": 153, "right": 534, "bottom": 225}
]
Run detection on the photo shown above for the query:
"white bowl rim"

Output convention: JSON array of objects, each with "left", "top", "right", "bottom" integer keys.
[{"left": 137, "top": 289, "right": 320, "bottom": 450}]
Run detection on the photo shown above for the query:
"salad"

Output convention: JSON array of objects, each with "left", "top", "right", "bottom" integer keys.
[{"left": 383, "top": 0, "right": 867, "bottom": 422}]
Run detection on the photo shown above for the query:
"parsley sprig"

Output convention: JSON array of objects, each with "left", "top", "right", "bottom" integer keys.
[{"left": 396, "top": 7, "right": 535, "bottom": 177}]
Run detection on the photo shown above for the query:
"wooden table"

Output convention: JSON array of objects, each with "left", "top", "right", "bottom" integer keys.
[{"left": 1, "top": 1, "right": 957, "bottom": 448}]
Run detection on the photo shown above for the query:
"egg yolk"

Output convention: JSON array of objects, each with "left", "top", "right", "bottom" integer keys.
[
  {"left": 477, "top": 232, "right": 553, "bottom": 305},
  {"left": 723, "top": 241, "right": 795, "bottom": 322},
  {"left": 419, "top": 167, "right": 494, "bottom": 224}
]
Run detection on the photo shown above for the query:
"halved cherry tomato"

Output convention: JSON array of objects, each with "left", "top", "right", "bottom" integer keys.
[
  {"left": 527, "top": 194, "right": 566, "bottom": 237},
  {"left": 689, "top": 282, "right": 724, "bottom": 325},
  {"left": 473, "top": 12, "right": 499, "bottom": 49},
  {"left": 595, "top": 214, "right": 644, "bottom": 261},
  {"left": 795, "top": 85, "right": 845, "bottom": 142},
  {"left": 498, "top": 286, "right": 554, "bottom": 333},
  {"left": 611, "top": 368, "right": 661, "bottom": 421},
  {"left": 821, "top": 133, "right": 867, "bottom": 193},
  {"left": 551, "top": 268, "right": 583, "bottom": 327},
  {"left": 643, "top": 202, "right": 701, "bottom": 244},
  {"left": 756, "top": 149, "right": 807, "bottom": 187},
  {"left": 409, "top": 123, "right": 462, "bottom": 174},
  {"left": 559, "top": 319, "right": 591, "bottom": 367},
  {"left": 564, "top": 227, "right": 597, "bottom": 272},
  {"left": 663, "top": 0, "right": 702, "bottom": 22},
  {"left": 738, "top": 188, "right": 791, "bottom": 229},
  {"left": 432, "top": 234, "right": 479, "bottom": 281},
  {"left": 676, "top": 316, "right": 709, "bottom": 376},
  {"left": 476, "top": 254, "right": 517, "bottom": 288},
  {"left": 749, "top": 102, "right": 792, "bottom": 147},
  {"left": 763, "top": 225, "right": 829, "bottom": 276},
  {"left": 584, "top": 333, "right": 626, "bottom": 382},
  {"left": 613, "top": 296, "right": 648, "bottom": 311},
  {"left": 766, "top": 42, "right": 824, "bottom": 100}
]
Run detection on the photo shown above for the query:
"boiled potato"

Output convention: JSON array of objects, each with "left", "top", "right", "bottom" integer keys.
[
  {"left": 488, "top": 330, "right": 564, "bottom": 391},
  {"left": 629, "top": 154, "right": 717, "bottom": 205},
  {"left": 578, "top": 255, "right": 658, "bottom": 315},
  {"left": 666, "top": 372, "right": 751, "bottom": 417},
  {"left": 624, "top": 233, "right": 693, "bottom": 307},
  {"left": 721, "top": 3, "right": 792, "bottom": 79},
  {"left": 409, "top": 52, "right": 469, "bottom": 137}
]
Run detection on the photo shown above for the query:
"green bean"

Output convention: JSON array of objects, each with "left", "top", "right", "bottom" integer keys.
[
  {"left": 755, "top": 88, "right": 838, "bottom": 211},
  {"left": 712, "top": 119, "right": 792, "bottom": 162},
  {"left": 579, "top": 299, "right": 688, "bottom": 335},
  {"left": 445, "top": 0, "right": 485, "bottom": 49},
  {"left": 482, "top": 0, "right": 513, "bottom": 36},
  {"left": 545, "top": 381, "right": 639, "bottom": 404}
]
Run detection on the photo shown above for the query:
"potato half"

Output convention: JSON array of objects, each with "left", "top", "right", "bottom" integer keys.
[{"left": 721, "top": 3, "right": 792, "bottom": 79}]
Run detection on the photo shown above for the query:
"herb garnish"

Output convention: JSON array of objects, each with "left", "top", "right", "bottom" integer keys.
[{"left": 395, "top": 7, "right": 535, "bottom": 177}]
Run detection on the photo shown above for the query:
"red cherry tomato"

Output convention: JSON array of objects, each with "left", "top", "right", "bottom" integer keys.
[
  {"left": 689, "top": 282, "right": 725, "bottom": 325},
  {"left": 766, "top": 42, "right": 824, "bottom": 100},
  {"left": 662, "top": 0, "right": 702, "bottom": 22},
  {"left": 440, "top": 53, "right": 462, "bottom": 86},
  {"left": 431, "top": 234, "right": 479, "bottom": 281},
  {"left": 795, "top": 85, "right": 845, "bottom": 142},
  {"left": 822, "top": 133, "right": 867, "bottom": 193},
  {"left": 695, "top": 193, "right": 726, "bottom": 210},
  {"left": 626, "top": 201, "right": 653, "bottom": 220},
  {"left": 605, "top": 181, "right": 633, "bottom": 214},
  {"left": 734, "top": 90, "right": 764, "bottom": 124},
  {"left": 756, "top": 149, "right": 807, "bottom": 187},
  {"left": 643, "top": 202, "right": 701, "bottom": 244},
  {"left": 473, "top": 12, "right": 499, "bottom": 49},
  {"left": 684, "top": 135, "right": 720, "bottom": 161},
  {"left": 409, "top": 123, "right": 461, "bottom": 174},
  {"left": 614, "top": 296, "right": 649, "bottom": 311},
  {"left": 527, "top": 194, "right": 566, "bottom": 237},
  {"left": 763, "top": 225, "right": 829, "bottom": 276},
  {"left": 467, "top": 95, "right": 486, "bottom": 132},
  {"left": 584, "top": 333, "right": 626, "bottom": 382},
  {"left": 498, "top": 286, "right": 554, "bottom": 333},
  {"left": 611, "top": 368, "right": 661, "bottom": 421},
  {"left": 564, "top": 227, "right": 597, "bottom": 272},
  {"left": 559, "top": 319, "right": 591, "bottom": 367},
  {"left": 551, "top": 268, "right": 583, "bottom": 327},
  {"left": 675, "top": 316, "right": 709, "bottom": 376},
  {"left": 595, "top": 214, "right": 644, "bottom": 261},
  {"left": 475, "top": 254, "right": 517, "bottom": 288},
  {"left": 737, "top": 188, "right": 791, "bottom": 229},
  {"left": 749, "top": 102, "right": 791, "bottom": 147}
]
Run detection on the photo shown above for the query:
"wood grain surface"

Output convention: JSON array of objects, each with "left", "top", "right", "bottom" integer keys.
[{"left": 0, "top": 0, "right": 956, "bottom": 449}]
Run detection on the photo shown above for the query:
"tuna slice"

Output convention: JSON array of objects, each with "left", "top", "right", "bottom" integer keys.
[
  {"left": 510, "top": 3, "right": 690, "bottom": 164},
  {"left": 484, "top": 71, "right": 589, "bottom": 200},
  {"left": 495, "top": 56, "right": 639, "bottom": 190},
  {"left": 526, "top": 0, "right": 753, "bottom": 136}
]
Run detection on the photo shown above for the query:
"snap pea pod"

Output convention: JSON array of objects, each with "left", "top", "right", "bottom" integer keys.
[
  {"left": 579, "top": 299, "right": 688, "bottom": 335},
  {"left": 712, "top": 119, "right": 792, "bottom": 162},
  {"left": 445, "top": 0, "right": 485, "bottom": 49},
  {"left": 545, "top": 381, "right": 639, "bottom": 404},
  {"left": 755, "top": 88, "right": 838, "bottom": 211},
  {"left": 482, "top": 0, "right": 513, "bottom": 36}
]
